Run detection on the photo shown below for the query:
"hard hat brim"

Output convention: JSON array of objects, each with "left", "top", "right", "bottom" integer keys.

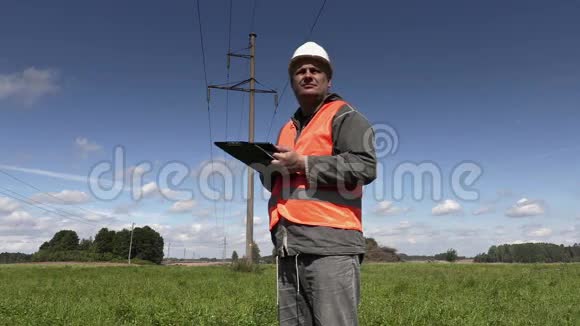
[{"left": 288, "top": 55, "right": 333, "bottom": 80}]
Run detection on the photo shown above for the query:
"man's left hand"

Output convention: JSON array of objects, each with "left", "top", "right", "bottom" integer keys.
[{"left": 271, "top": 145, "right": 306, "bottom": 174}]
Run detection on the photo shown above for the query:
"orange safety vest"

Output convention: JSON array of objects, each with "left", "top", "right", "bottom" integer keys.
[{"left": 268, "top": 100, "right": 363, "bottom": 231}]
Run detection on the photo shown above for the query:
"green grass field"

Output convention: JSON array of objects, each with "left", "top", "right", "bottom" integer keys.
[{"left": 1, "top": 263, "right": 579, "bottom": 325}]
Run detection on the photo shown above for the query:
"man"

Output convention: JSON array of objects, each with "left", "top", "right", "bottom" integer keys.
[{"left": 260, "top": 41, "right": 376, "bottom": 326}]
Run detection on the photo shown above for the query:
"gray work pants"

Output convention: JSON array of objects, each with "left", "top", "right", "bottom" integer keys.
[{"left": 276, "top": 254, "right": 361, "bottom": 326}]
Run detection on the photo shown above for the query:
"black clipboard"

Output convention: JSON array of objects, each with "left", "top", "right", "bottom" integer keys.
[{"left": 214, "top": 141, "right": 278, "bottom": 170}]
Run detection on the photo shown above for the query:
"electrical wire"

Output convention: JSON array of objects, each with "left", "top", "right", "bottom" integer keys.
[
  {"left": 0, "top": 169, "right": 117, "bottom": 224},
  {"left": 0, "top": 188, "right": 97, "bottom": 227},
  {"left": 266, "top": 0, "right": 328, "bottom": 141},
  {"left": 195, "top": 0, "right": 219, "bottom": 230}
]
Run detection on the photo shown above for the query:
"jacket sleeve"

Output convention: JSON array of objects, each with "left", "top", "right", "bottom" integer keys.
[{"left": 305, "top": 105, "right": 377, "bottom": 187}]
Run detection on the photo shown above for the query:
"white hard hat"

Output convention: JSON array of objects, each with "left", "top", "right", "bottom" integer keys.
[{"left": 288, "top": 41, "right": 333, "bottom": 79}]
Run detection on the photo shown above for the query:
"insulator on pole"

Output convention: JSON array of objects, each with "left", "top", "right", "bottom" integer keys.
[
  {"left": 227, "top": 55, "right": 230, "bottom": 70},
  {"left": 207, "top": 88, "right": 210, "bottom": 103},
  {"left": 274, "top": 94, "right": 279, "bottom": 108}
]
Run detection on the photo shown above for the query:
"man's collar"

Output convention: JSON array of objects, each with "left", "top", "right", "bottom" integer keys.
[{"left": 292, "top": 93, "right": 343, "bottom": 121}]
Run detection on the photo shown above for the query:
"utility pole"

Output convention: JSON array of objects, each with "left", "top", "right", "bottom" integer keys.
[
  {"left": 223, "top": 236, "right": 227, "bottom": 261},
  {"left": 208, "top": 33, "right": 277, "bottom": 264},
  {"left": 168, "top": 241, "right": 171, "bottom": 260},
  {"left": 128, "top": 222, "right": 135, "bottom": 265},
  {"left": 246, "top": 33, "right": 256, "bottom": 264}
]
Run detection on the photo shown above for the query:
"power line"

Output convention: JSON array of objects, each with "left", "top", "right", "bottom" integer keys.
[
  {"left": 307, "top": 0, "right": 328, "bottom": 40},
  {"left": 0, "top": 185, "right": 99, "bottom": 226},
  {"left": 0, "top": 188, "right": 97, "bottom": 227},
  {"left": 0, "top": 168, "right": 118, "bottom": 225},
  {"left": 196, "top": 0, "right": 210, "bottom": 91},
  {"left": 225, "top": 0, "right": 233, "bottom": 142},
  {"left": 222, "top": 0, "right": 234, "bottom": 244},
  {"left": 266, "top": 0, "right": 328, "bottom": 141},
  {"left": 195, "top": 0, "right": 219, "bottom": 229}
]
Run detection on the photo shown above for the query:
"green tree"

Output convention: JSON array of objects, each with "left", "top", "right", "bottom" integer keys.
[
  {"left": 364, "top": 237, "right": 400, "bottom": 262},
  {"left": 112, "top": 229, "right": 131, "bottom": 258},
  {"left": 251, "top": 241, "right": 261, "bottom": 264},
  {"left": 365, "top": 238, "right": 379, "bottom": 251},
  {"left": 232, "top": 250, "right": 239, "bottom": 262},
  {"left": 435, "top": 249, "right": 458, "bottom": 262},
  {"left": 39, "top": 241, "right": 50, "bottom": 251},
  {"left": 474, "top": 253, "right": 489, "bottom": 262},
  {"left": 445, "top": 248, "right": 458, "bottom": 262},
  {"left": 132, "top": 226, "right": 164, "bottom": 264},
  {"left": 487, "top": 245, "right": 498, "bottom": 262},
  {"left": 78, "top": 238, "right": 93, "bottom": 251},
  {"left": 0, "top": 252, "right": 32, "bottom": 264},
  {"left": 44, "top": 230, "right": 79, "bottom": 251},
  {"left": 94, "top": 228, "right": 116, "bottom": 253}
]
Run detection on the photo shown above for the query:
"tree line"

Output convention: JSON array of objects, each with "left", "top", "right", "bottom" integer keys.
[
  {"left": 0, "top": 252, "right": 32, "bottom": 264},
  {"left": 364, "top": 238, "right": 401, "bottom": 262},
  {"left": 474, "top": 243, "right": 580, "bottom": 263},
  {"left": 31, "top": 226, "right": 164, "bottom": 264}
]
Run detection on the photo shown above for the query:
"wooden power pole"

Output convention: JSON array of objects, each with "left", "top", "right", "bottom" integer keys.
[
  {"left": 128, "top": 222, "right": 135, "bottom": 265},
  {"left": 208, "top": 33, "right": 277, "bottom": 263}
]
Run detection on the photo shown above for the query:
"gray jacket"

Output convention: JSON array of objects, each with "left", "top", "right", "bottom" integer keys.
[{"left": 261, "top": 93, "right": 377, "bottom": 257}]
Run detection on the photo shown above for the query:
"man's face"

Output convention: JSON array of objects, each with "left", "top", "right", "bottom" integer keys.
[{"left": 290, "top": 58, "right": 332, "bottom": 100}]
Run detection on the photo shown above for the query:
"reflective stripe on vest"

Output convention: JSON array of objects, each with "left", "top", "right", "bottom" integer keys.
[{"left": 268, "top": 100, "right": 363, "bottom": 231}]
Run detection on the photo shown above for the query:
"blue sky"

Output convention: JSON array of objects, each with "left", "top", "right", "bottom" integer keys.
[{"left": 1, "top": 0, "right": 579, "bottom": 258}]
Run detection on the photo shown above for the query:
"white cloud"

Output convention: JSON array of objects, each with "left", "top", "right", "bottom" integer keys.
[
  {"left": 366, "top": 221, "right": 431, "bottom": 239},
  {"left": 560, "top": 225, "right": 579, "bottom": 239},
  {"left": 113, "top": 202, "right": 140, "bottom": 215},
  {"left": 507, "top": 239, "right": 542, "bottom": 245},
  {"left": 243, "top": 216, "right": 263, "bottom": 225},
  {"left": 30, "top": 190, "right": 91, "bottom": 205},
  {"left": 494, "top": 226, "right": 507, "bottom": 236},
  {"left": 398, "top": 220, "right": 412, "bottom": 230},
  {"left": 526, "top": 227, "right": 552, "bottom": 237},
  {"left": 0, "top": 164, "right": 117, "bottom": 190},
  {"left": 0, "top": 164, "right": 88, "bottom": 183},
  {"left": 0, "top": 211, "right": 95, "bottom": 241},
  {"left": 159, "top": 188, "right": 188, "bottom": 201},
  {"left": 447, "top": 228, "right": 481, "bottom": 238},
  {"left": 168, "top": 200, "right": 196, "bottom": 213},
  {"left": 127, "top": 165, "right": 148, "bottom": 178},
  {"left": 374, "top": 201, "right": 409, "bottom": 216},
  {"left": 132, "top": 182, "right": 189, "bottom": 201},
  {"left": 74, "top": 137, "right": 102, "bottom": 156},
  {"left": 0, "top": 67, "right": 60, "bottom": 104},
  {"left": 431, "top": 199, "right": 462, "bottom": 216},
  {"left": 472, "top": 205, "right": 496, "bottom": 216},
  {"left": 3, "top": 211, "right": 34, "bottom": 226},
  {"left": 80, "top": 211, "right": 116, "bottom": 223},
  {"left": 0, "top": 197, "right": 20, "bottom": 214},
  {"left": 0, "top": 236, "right": 45, "bottom": 253},
  {"left": 505, "top": 198, "right": 545, "bottom": 217},
  {"left": 141, "top": 182, "right": 158, "bottom": 198},
  {"left": 192, "top": 208, "right": 212, "bottom": 219}
]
